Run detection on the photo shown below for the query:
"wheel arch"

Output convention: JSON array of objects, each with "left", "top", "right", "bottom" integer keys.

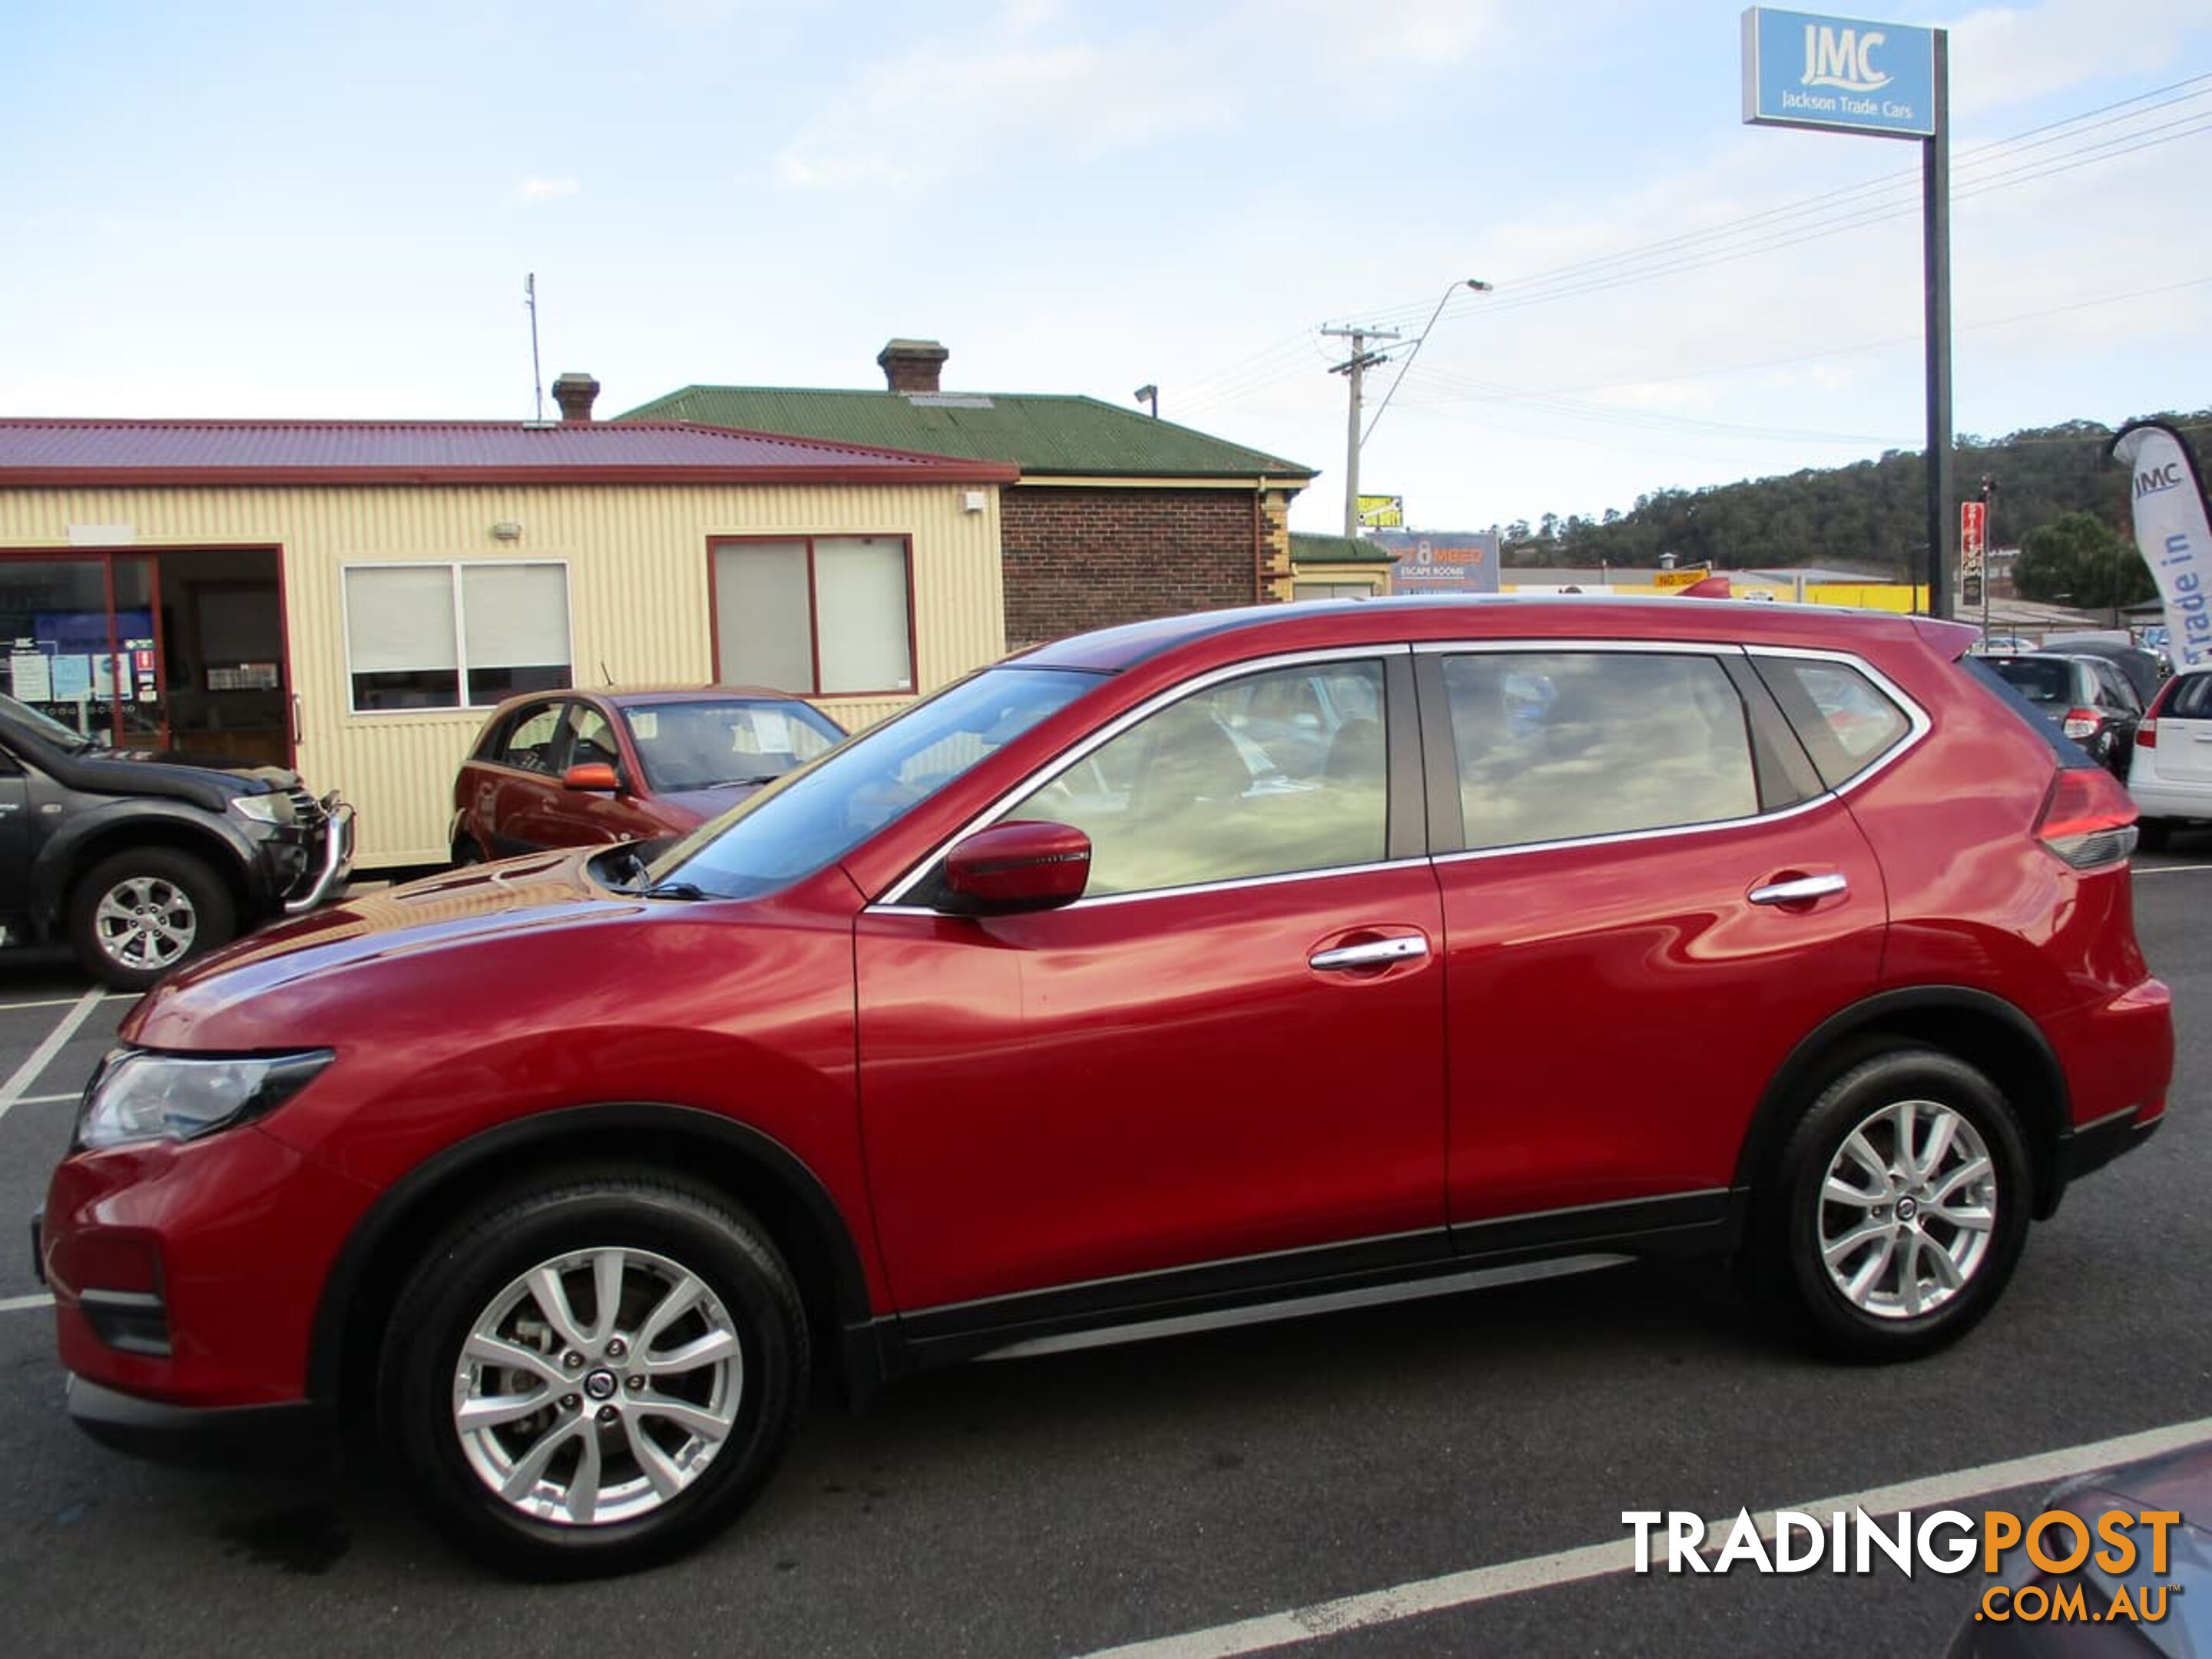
[
  {"left": 35, "top": 812, "right": 258, "bottom": 938},
  {"left": 310, "top": 1103, "right": 882, "bottom": 1426},
  {"left": 1734, "top": 986, "right": 2071, "bottom": 1221}
]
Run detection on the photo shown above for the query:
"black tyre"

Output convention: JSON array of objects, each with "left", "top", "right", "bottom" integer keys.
[
  {"left": 1757, "top": 1048, "right": 2031, "bottom": 1362},
  {"left": 380, "top": 1175, "right": 806, "bottom": 1579},
  {"left": 452, "top": 836, "right": 485, "bottom": 867},
  {"left": 2135, "top": 818, "right": 2172, "bottom": 853},
  {"left": 67, "top": 846, "right": 237, "bottom": 991}
]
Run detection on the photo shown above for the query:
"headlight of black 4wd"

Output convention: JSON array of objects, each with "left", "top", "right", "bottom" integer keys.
[
  {"left": 75, "top": 1048, "right": 333, "bottom": 1150},
  {"left": 227, "top": 792, "right": 296, "bottom": 826}
]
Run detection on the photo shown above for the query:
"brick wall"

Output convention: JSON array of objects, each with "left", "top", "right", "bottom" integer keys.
[{"left": 999, "top": 485, "right": 1267, "bottom": 651}]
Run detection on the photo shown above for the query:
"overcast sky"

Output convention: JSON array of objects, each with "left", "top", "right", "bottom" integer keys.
[{"left": 5, "top": 0, "right": 2207, "bottom": 535}]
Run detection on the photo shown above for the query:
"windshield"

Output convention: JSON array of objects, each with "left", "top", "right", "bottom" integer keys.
[
  {"left": 0, "top": 692, "right": 94, "bottom": 752},
  {"left": 644, "top": 666, "right": 1105, "bottom": 900},
  {"left": 621, "top": 698, "right": 843, "bottom": 792}
]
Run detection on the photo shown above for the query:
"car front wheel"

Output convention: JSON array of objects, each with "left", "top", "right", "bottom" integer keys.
[
  {"left": 1763, "top": 1047, "right": 2030, "bottom": 1361},
  {"left": 68, "top": 847, "right": 237, "bottom": 990},
  {"left": 381, "top": 1176, "right": 807, "bottom": 1578}
]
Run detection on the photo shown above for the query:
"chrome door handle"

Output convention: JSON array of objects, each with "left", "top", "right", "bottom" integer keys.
[
  {"left": 1748, "top": 873, "right": 1848, "bottom": 906},
  {"left": 1309, "top": 935, "right": 1429, "bottom": 971}
]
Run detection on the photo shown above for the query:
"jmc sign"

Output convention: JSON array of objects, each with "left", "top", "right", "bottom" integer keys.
[{"left": 1742, "top": 8, "right": 1936, "bottom": 137}]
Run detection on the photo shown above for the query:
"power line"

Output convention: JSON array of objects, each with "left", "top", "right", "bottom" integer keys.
[{"left": 1171, "top": 74, "right": 2212, "bottom": 422}]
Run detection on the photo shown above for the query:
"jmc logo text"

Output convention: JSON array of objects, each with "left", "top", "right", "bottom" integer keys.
[{"left": 1802, "top": 22, "right": 1890, "bottom": 92}]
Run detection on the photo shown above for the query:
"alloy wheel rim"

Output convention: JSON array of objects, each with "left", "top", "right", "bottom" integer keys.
[
  {"left": 1817, "top": 1098, "right": 1995, "bottom": 1320},
  {"left": 93, "top": 877, "right": 197, "bottom": 971},
  {"left": 452, "top": 1246, "right": 743, "bottom": 1527}
]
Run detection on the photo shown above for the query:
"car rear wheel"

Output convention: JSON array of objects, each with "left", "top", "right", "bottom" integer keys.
[
  {"left": 1760, "top": 1047, "right": 2030, "bottom": 1361},
  {"left": 2135, "top": 818, "right": 2172, "bottom": 852},
  {"left": 380, "top": 1176, "right": 807, "bottom": 1578},
  {"left": 67, "top": 847, "right": 237, "bottom": 991}
]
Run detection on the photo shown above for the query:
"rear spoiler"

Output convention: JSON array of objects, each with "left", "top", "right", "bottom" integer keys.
[{"left": 1911, "top": 615, "right": 1982, "bottom": 661}]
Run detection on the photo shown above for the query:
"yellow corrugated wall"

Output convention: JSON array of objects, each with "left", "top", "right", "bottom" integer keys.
[{"left": 0, "top": 482, "right": 1005, "bottom": 866}]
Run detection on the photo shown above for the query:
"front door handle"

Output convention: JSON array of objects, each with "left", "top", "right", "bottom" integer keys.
[
  {"left": 1309, "top": 935, "right": 1429, "bottom": 971},
  {"left": 1748, "top": 872, "right": 1849, "bottom": 906}
]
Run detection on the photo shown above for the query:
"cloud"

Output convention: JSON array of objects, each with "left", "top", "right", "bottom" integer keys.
[
  {"left": 516, "top": 177, "right": 581, "bottom": 203},
  {"left": 775, "top": 0, "right": 1499, "bottom": 190},
  {"left": 1949, "top": 0, "right": 2209, "bottom": 114}
]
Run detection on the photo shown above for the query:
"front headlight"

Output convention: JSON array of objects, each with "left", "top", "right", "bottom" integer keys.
[
  {"left": 76, "top": 1048, "right": 333, "bottom": 1150},
  {"left": 228, "top": 791, "right": 295, "bottom": 826}
]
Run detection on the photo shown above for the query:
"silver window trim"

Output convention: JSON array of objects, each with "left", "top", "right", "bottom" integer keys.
[
  {"left": 1411, "top": 637, "right": 1743, "bottom": 657},
  {"left": 873, "top": 644, "right": 1409, "bottom": 909},
  {"left": 1425, "top": 640, "right": 1932, "bottom": 869}
]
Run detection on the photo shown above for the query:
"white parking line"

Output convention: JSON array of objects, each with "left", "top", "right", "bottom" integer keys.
[
  {"left": 1075, "top": 1414, "right": 2212, "bottom": 1659},
  {"left": 0, "top": 988, "right": 105, "bottom": 1127},
  {"left": 0, "top": 992, "right": 137, "bottom": 1012},
  {"left": 5, "top": 1091, "right": 81, "bottom": 1108},
  {"left": 0, "top": 1292, "right": 54, "bottom": 1314},
  {"left": 2133, "top": 863, "right": 2212, "bottom": 875}
]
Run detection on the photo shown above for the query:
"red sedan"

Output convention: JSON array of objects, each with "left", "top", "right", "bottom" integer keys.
[{"left": 449, "top": 687, "right": 845, "bottom": 862}]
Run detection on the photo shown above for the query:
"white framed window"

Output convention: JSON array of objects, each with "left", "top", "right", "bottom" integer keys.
[
  {"left": 343, "top": 561, "right": 571, "bottom": 712},
  {"left": 710, "top": 535, "right": 913, "bottom": 697}
]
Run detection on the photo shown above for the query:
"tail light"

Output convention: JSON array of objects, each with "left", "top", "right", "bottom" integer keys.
[
  {"left": 2061, "top": 707, "right": 2101, "bottom": 740},
  {"left": 2137, "top": 719, "right": 2158, "bottom": 748},
  {"left": 2035, "top": 767, "right": 2138, "bottom": 870}
]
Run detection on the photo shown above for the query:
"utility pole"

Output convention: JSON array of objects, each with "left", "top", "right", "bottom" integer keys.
[{"left": 1325, "top": 325, "right": 1399, "bottom": 536}]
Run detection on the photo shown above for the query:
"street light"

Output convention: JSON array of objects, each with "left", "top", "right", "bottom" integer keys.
[{"left": 1361, "top": 277, "right": 1492, "bottom": 450}]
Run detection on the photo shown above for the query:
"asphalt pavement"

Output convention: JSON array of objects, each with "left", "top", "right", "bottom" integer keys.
[{"left": 1, "top": 855, "right": 2207, "bottom": 1659}]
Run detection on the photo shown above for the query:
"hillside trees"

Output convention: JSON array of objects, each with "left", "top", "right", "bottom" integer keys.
[{"left": 1491, "top": 412, "right": 2209, "bottom": 577}]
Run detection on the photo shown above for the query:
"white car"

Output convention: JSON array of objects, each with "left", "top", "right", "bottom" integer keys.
[{"left": 2127, "top": 668, "right": 2212, "bottom": 848}]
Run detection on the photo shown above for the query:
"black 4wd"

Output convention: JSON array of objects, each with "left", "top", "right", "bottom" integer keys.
[{"left": 0, "top": 694, "right": 354, "bottom": 988}]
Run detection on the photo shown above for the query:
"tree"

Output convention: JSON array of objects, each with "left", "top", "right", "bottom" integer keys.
[{"left": 2013, "top": 511, "right": 2157, "bottom": 610}]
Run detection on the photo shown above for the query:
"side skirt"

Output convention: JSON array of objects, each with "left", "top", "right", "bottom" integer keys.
[{"left": 863, "top": 1190, "right": 1742, "bottom": 1380}]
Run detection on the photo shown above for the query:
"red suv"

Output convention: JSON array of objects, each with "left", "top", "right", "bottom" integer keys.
[{"left": 38, "top": 598, "right": 2171, "bottom": 1578}]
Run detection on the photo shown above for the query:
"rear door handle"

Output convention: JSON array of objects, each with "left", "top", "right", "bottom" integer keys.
[
  {"left": 1748, "top": 873, "right": 1849, "bottom": 906},
  {"left": 1309, "top": 935, "right": 1429, "bottom": 971}
]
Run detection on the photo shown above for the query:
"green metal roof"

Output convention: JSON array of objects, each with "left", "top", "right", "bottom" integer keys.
[
  {"left": 1291, "top": 531, "right": 1396, "bottom": 566},
  {"left": 618, "top": 386, "right": 1314, "bottom": 482}
]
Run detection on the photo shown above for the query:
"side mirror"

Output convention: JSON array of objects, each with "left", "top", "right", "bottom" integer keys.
[
  {"left": 562, "top": 762, "right": 622, "bottom": 793},
  {"left": 942, "top": 820, "right": 1091, "bottom": 915}
]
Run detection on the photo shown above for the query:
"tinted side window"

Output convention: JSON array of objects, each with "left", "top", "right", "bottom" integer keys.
[
  {"left": 1439, "top": 651, "right": 1757, "bottom": 850},
  {"left": 1752, "top": 657, "right": 1912, "bottom": 789},
  {"left": 2168, "top": 674, "right": 2212, "bottom": 720},
  {"left": 494, "top": 704, "right": 565, "bottom": 773},
  {"left": 1005, "top": 660, "right": 1390, "bottom": 897}
]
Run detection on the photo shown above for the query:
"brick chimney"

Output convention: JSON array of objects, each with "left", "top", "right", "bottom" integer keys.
[
  {"left": 877, "top": 339, "right": 949, "bottom": 394},
  {"left": 551, "top": 372, "right": 600, "bottom": 423}
]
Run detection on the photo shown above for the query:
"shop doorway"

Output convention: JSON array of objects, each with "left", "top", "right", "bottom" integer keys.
[{"left": 0, "top": 546, "right": 291, "bottom": 769}]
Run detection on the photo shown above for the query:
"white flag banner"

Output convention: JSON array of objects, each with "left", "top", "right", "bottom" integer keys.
[{"left": 2111, "top": 420, "right": 2212, "bottom": 671}]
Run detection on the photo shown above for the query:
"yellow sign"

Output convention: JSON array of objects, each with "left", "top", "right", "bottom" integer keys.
[
  {"left": 1356, "top": 495, "right": 1404, "bottom": 528},
  {"left": 1651, "top": 565, "right": 1713, "bottom": 591}
]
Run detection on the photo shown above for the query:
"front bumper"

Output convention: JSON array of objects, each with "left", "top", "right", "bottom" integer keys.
[
  {"left": 65, "top": 1373, "right": 336, "bottom": 1472},
  {"left": 283, "top": 799, "right": 356, "bottom": 914},
  {"left": 41, "top": 1121, "right": 378, "bottom": 1430}
]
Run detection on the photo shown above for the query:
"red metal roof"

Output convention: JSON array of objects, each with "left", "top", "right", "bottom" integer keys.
[{"left": 0, "top": 418, "right": 1020, "bottom": 488}]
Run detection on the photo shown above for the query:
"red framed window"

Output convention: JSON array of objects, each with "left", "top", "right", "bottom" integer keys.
[{"left": 709, "top": 535, "right": 916, "bottom": 697}]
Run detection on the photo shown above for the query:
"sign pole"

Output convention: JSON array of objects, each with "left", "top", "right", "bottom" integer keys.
[
  {"left": 1743, "top": 10, "right": 1949, "bottom": 611},
  {"left": 1922, "top": 27, "right": 1952, "bottom": 617}
]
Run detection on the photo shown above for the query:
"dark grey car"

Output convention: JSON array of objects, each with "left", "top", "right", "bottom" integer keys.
[{"left": 1985, "top": 654, "right": 2143, "bottom": 778}]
